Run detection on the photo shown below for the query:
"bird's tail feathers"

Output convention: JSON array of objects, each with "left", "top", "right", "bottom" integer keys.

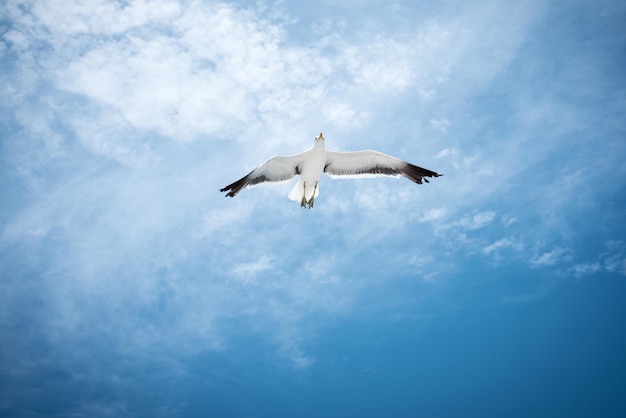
[
  {"left": 288, "top": 180, "right": 303, "bottom": 202},
  {"left": 288, "top": 180, "right": 319, "bottom": 201}
]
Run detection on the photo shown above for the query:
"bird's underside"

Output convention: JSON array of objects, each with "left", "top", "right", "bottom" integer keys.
[{"left": 219, "top": 133, "right": 442, "bottom": 208}]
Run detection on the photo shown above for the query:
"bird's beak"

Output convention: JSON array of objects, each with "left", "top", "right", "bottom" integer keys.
[{"left": 316, "top": 132, "right": 324, "bottom": 141}]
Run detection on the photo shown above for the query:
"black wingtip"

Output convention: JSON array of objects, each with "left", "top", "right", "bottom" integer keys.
[
  {"left": 219, "top": 174, "right": 251, "bottom": 198},
  {"left": 219, "top": 187, "right": 237, "bottom": 198},
  {"left": 403, "top": 162, "right": 443, "bottom": 185}
]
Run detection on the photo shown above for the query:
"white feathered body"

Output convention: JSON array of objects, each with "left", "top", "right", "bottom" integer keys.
[{"left": 288, "top": 138, "right": 326, "bottom": 202}]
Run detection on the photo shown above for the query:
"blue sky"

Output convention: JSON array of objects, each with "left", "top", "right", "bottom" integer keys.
[{"left": 1, "top": 0, "right": 625, "bottom": 416}]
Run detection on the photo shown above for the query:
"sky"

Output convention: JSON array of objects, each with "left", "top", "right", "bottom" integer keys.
[{"left": 1, "top": 0, "right": 625, "bottom": 416}]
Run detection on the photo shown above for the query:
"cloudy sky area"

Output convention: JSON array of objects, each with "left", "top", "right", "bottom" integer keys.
[{"left": 1, "top": 0, "right": 625, "bottom": 416}]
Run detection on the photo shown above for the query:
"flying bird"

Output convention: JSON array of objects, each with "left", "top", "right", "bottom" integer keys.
[{"left": 220, "top": 133, "right": 442, "bottom": 208}]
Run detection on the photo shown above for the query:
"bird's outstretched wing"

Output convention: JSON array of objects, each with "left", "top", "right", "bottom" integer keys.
[
  {"left": 220, "top": 154, "right": 305, "bottom": 197},
  {"left": 324, "top": 150, "right": 442, "bottom": 184}
]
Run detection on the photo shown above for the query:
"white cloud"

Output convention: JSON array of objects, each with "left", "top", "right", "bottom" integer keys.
[
  {"left": 322, "top": 101, "right": 373, "bottom": 128},
  {"left": 291, "top": 352, "right": 316, "bottom": 369},
  {"left": 529, "top": 247, "right": 572, "bottom": 268},
  {"left": 603, "top": 241, "right": 626, "bottom": 276},
  {"left": 430, "top": 118, "right": 450, "bottom": 132},
  {"left": 458, "top": 210, "right": 496, "bottom": 231},
  {"left": 481, "top": 237, "right": 523, "bottom": 259},
  {"left": 501, "top": 216, "right": 518, "bottom": 227},
  {"left": 51, "top": 3, "right": 301, "bottom": 142},
  {"left": 421, "top": 207, "right": 448, "bottom": 223},
  {"left": 3, "top": 29, "right": 29, "bottom": 50},
  {"left": 2, "top": 1, "right": 329, "bottom": 157},
  {"left": 28, "top": 0, "right": 182, "bottom": 36},
  {"left": 572, "top": 262, "right": 602, "bottom": 278},
  {"left": 435, "top": 148, "right": 456, "bottom": 159},
  {"left": 231, "top": 255, "right": 274, "bottom": 280},
  {"left": 572, "top": 241, "right": 626, "bottom": 278},
  {"left": 435, "top": 147, "right": 480, "bottom": 170},
  {"left": 343, "top": 37, "right": 416, "bottom": 92}
]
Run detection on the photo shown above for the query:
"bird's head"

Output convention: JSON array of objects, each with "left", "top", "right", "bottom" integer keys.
[{"left": 315, "top": 132, "right": 324, "bottom": 142}]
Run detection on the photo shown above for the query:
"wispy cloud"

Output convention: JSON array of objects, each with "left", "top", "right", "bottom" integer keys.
[
  {"left": 481, "top": 237, "right": 524, "bottom": 260},
  {"left": 530, "top": 247, "right": 573, "bottom": 268},
  {"left": 572, "top": 241, "right": 626, "bottom": 279},
  {"left": 458, "top": 210, "right": 496, "bottom": 231},
  {"left": 231, "top": 255, "right": 274, "bottom": 281},
  {"left": 430, "top": 118, "right": 450, "bottom": 133}
]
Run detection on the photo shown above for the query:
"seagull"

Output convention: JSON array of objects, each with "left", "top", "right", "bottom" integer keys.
[{"left": 220, "top": 132, "right": 442, "bottom": 208}]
